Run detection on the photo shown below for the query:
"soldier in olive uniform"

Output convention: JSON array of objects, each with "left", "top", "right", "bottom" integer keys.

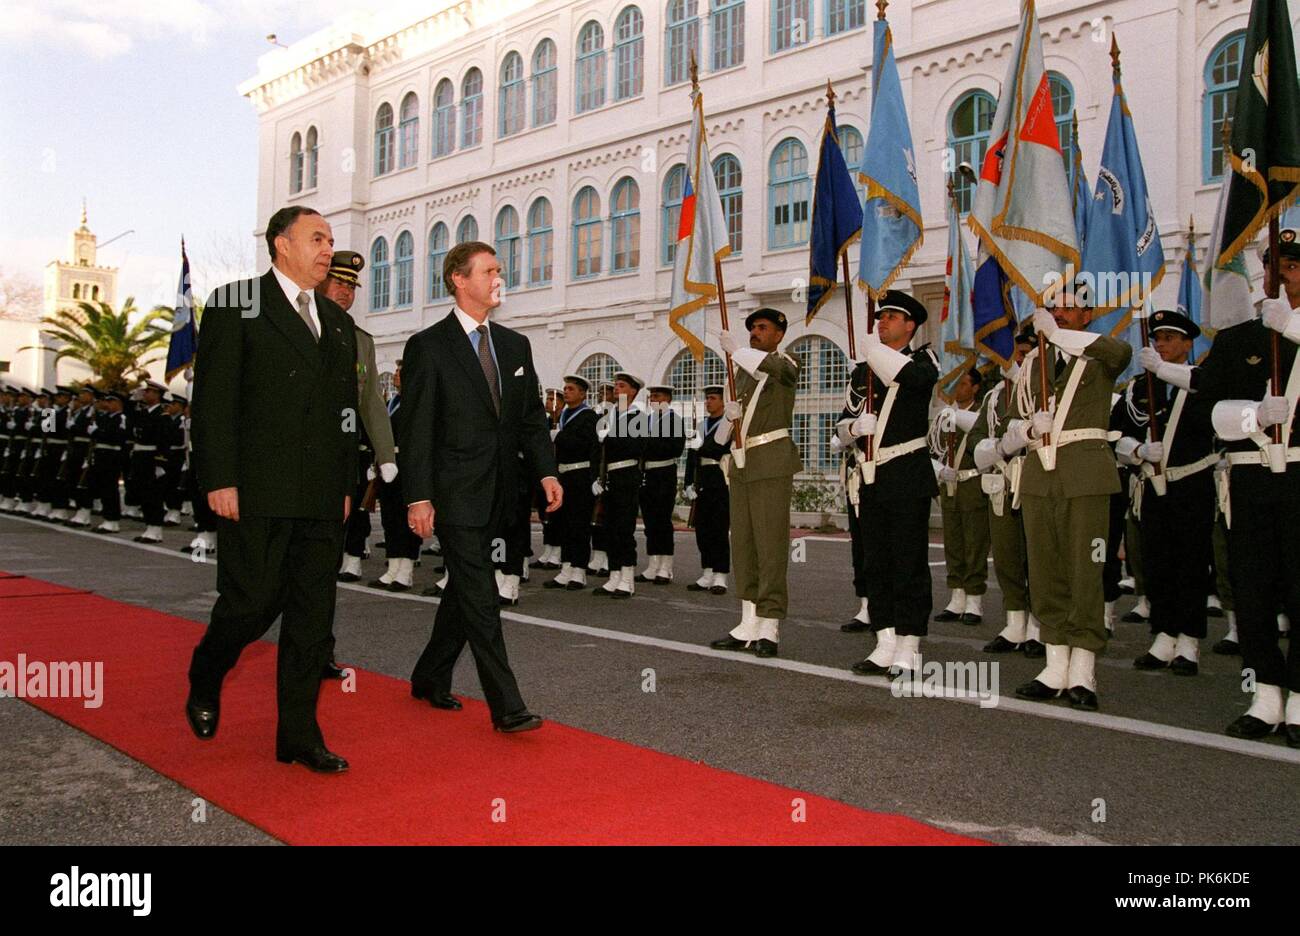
[
  {"left": 683, "top": 385, "right": 731, "bottom": 595},
  {"left": 636, "top": 385, "right": 687, "bottom": 585},
  {"left": 544, "top": 374, "right": 600, "bottom": 591},
  {"left": 932, "top": 367, "right": 990, "bottom": 625},
  {"left": 708, "top": 308, "right": 802, "bottom": 659},
  {"left": 1007, "top": 295, "right": 1132, "bottom": 711}
]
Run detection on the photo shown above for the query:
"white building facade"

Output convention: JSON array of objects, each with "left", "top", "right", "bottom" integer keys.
[{"left": 240, "top": 0, "right": 1288, "bottom": 479}]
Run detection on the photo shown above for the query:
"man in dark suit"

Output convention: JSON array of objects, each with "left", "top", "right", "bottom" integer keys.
[
  {"left": 186, "top": 206, "right": 359, "bottom": 773},
  {"left": 400, "top": 241, "right": 561, "bottom": 733}
]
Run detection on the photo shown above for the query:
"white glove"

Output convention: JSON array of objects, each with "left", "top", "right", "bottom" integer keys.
[
  {"left": 722, "top": 400, "right": 743, "bottom": 421},
  {"left": 1030, "top": 410, "right": 1054, "bottom": 439},
  {"left": 1262, "top": 297, "right": 1295, "bottom": 334},
  {"left": 712, "top": 418, "right": 733, "bottom": 445},
  {"left": 936, "top": 407, "right": 957, "bottom": 433},
  {"left": 829, "top": 434, "right": 844, "bottom": 454},
  {"left": 835, "top": 418, "right": 857, "bottom": 447},
  {"left": 973, "top": 438, "right": 1000, "bottom": 471},
  {"left": 1136, "top": 441, "right": 1164, "bottom": 464},
  {"left": 379, "top": 462, "right": 398, "bottom": 483},
  {"left": 591, "top": 480, "right": 604, "bottom": 496},
  {"left": 366, "top": 465, "right": 377, "bottom": 481},
  {"left": 1138, "top": 346, "right": 1163, "bottom": 374},
  {"left": 851, "top": 412, "right": 878, "bottom": 437},
  {"left": 86, "top": 422, "right": 97, "bottom": 434},
  {"left": 1032, "top": 309, "right": 1058, "bottom": 341},
  {"left": 549, "top": 428, "right": 559, "bottom": 441},
  {"left": 938, "top": 465, "right": 959, "bottom": 483},
  {"left": 682, "top": 484, "right": 698, "bottom": 502},
  {"left": 998, "top": 420, "right": 1032, "bottom": 457},
  {"left": 1257, "top": 395, "right": 1291, "bottom": 428},
  {"left": 719, "top": 329, "right": 744, "bottom": 356},
  {"left": 686, "top": 434, "right": 703, "bottom": 451},
  {"left": 155, "top": 466, "right": 167, "bottom": 479},
  {"left": 596, "top": 425, "right": 610, "bottom": 442},
  {"left": 953, "top": 409, "right": 978, "bottom": 433}
]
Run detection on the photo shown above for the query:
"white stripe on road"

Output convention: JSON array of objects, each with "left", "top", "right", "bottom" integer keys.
[{"left": 4, "top": 514, "right": 1297, "bottom": 767}]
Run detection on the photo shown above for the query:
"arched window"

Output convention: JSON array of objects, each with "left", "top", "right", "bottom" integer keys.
[
  {"left": 394, "top": 231, "right": 414, "bottom": 307},
  {"left": 665, "top": 1, "right": 700, "bottom": 86},
  {"left": 374, "top": 103, "right": 394, "bottom": 176},
  {"left": 527, "top": 198, "right": 554, "bottom": 286},
  {"left": 398, "top": 92, "right": 419, "bottom": 168},
  {"left": 577, "top": 353, "right": 622, "bottom": 391},
  {"left": 72, "top": 284, "right": 80, "bottom": 299},
  {"left": 662, "top": 164, "right": 686, "bottom": 265},
  {"left": 666, "top": 347, "right": 726, "bottom": 399},
  {"left": 771, "top": 0, "right": 810, "bottom": 54},
  {"left": 433, "top": 79, "right": 456, "bottom": 157},
  {"left": 576, "top": 22, "right": 607, "bottom": 114},
  {"left": 948, "top": 90, "right": 996, "bottom": 213},
  {"left": 1048, "top": 73, "right": 1075, "bottom": 185},
  {"left": 427, "top": 222, "right": 449, "bottom": 301},
  {"left": 461, "top": 69, "right": 483, "bottom": 148},
  {"left": 1205, "top": 31, "right": 1246, "bottom": 182},
  {"left": 499, "top": 52, "right": 525, "bottom": 138},
  {"left": 290, "top": 132, "right": 303, "bottom": 194},
  {"left": 789, "top": 335, "right": 849, "bottom": 474},
  {"left": 611, "top": 177, "right": 640, "bottom": 272},
  {"left": 370, "top": 237, "right": 390, "bottom": 311},
  {"left": 713, "top": 153, "right": 743, "bottom": 253},
  {"left": 91, "top": 285, "right": 99, "bottom": 300},
  {"left": 614, "top": 7, "right": 645, "bottom": 100},
  {"left": 532, "top": 39, "right": 558, "bottom": 126},
  {"left": 456, "top": 215, "right": 479, "bottom": 244},
  {"left": 838, "top": 125, "right": 864, "bottom": 202},
  {"left": 826, "top": 0, "right": 865, "bottom": 36},
  {"left": 495, "top": 206, "right": 521, "bottom": 289},
  {"left": 768, "top": 138, "right": 811, "bottom": 249},
  {"left": 305, "top": 126, "right": 318, "bottom": 189},
  {"left": 710, "top": 0, "right": 743, "bottom": 71},
  {"left": 572, "top": 186, "right": 602, "bottom": 278}
]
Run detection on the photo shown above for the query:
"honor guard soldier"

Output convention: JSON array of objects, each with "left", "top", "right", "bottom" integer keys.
[
  {"left": 535, "top": 388, "right": 567, "bottom": 570},
  {"left": 683, "top": 385, "right": 731, "bottom": 595},
  {"left": 90, "top": 390, "right": 130, "bottom": 533},
  {"left": 636, "top": 384, "right": 688, "bottom": 585},
  {"left": 1007, "top": 294, "right": 1132, "bottom": 711},
  {"left": 931, "top": 367, "right": 991, "bottom": 625},
  {"left": 544, "top": 374, "right": 600, "bottom": 591},
  {"left": 65, "top": 386, "right": 99, "bottom": 527},
  {"left": 127, "top": 379, "right": 170, "bottom": 542},
  {"left": 708, "top": 308, "right": 801, "bottom": 659},
  {"left": 837, "top": 291, "right": 939, "bottom": 676},
  {"left": 182, "top": 396, "right": 219, "bottom": 556},
  {"left": 320, "top": 250, "right": 398, "bottom": 585},
  {"left": 161, "top": 393, "right": 188, "bottom": 526},
  {"left": 9, "top": 386, "right": 38, "bottom": 513},
  {"left": 15, "top": 388, "right": 46, "bottom": 513},
  {"left": 832, "top": 423, "right": 871, "bottom": 632},
  {"left": 0, "top": 385, "right": 18, "bottom": 511},
  {"left": 971, "top": 325, "right": 1045, "bottom": 656},
  {"left": 592, "top": 373, "right": 646, "bottom": 598},
  {"left": 35, "top": 386, "right": 74, "bottom": 520},
  {"left": 369, "top": 361, "right": 419, "bottom": 592},
  {"left": 1193, "top": 228, "right": 1300, "bottom": 745},
  {"left": 587, "top": 381, "right": 617, "bottom": 578},
  {"left": 1115, "top": 309, "right": 1215, "bottom": 675}
]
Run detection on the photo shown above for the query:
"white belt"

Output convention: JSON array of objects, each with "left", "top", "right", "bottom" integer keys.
[
  {"left": 1152, "top": 452, "right": 1219, "bottom": 484},
  {"left": 955, "top": 468, "right": 980, "bottom": 482},
  {"left": 392, "top": 445, "right": 400, "bottom": 454},
  {"left": 874, "top": 436, "right": 927, "bottom": 468},
  {"left": 94, "top": 444, "right": 122, "bottom": 451},
  {"left": 607, "top": 459, "right": 638, "bottom": 472},
  {"left": 700, "top": 458, "right": 721, "bottom": 466},
  {"left": 1027, "top": 428, "right": 1113, "bottom": 452},
  {"left": 643, "top": 458, "right": 677, "bottom": 470},
  {"left": 73, "top": 437, "right": 91, "bottom": 443},
  {"left": 170, "top": 445, "right": 186, "bottom": 451},
  {"left": 557, "top": 461, "right": 591, "bottom": 473},
  {"left": 45, "top": 439, "right": 68, "bottom": 445},
  {"left": 132, "top": 444, "right": 158, "bottom": 452},
  {"left": 1227, "top": 447, "right": 1300, "bottom": 467},
  {"left": 743, "top": 428, "right": 790, "bottom": 449}
]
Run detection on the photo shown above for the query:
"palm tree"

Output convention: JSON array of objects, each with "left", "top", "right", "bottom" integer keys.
[{"left": 30, "top": 297, "right": 174, "bottom": 390}]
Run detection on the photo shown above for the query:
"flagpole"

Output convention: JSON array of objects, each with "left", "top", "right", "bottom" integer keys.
[
  {"left": 824, "top": 80, "right": 859, "bottom": 361},
  {"left": 1267, "top": 213, "right": 1284, "bottom": 465}
]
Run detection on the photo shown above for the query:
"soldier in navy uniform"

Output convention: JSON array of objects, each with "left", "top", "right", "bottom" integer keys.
[
  {"left": 592, "top": 373, "right": 646, "bottom": 599},
  {"left": 90, "top": 390, "right": 129, "bottom": 533},
  {"left": 127, "top": 380, "right": 170, "bottom": 543},
  {"left": 63, "top": 386, "right": 99, "bottom": 527},
  {"left": 161, "top": 393, "right": 188, "bottom": 527},
  {"left": 35, "top": 386, "right": 73, "bottom": 520},
  {"left": 14, "top": 388, "right": 46, "bottom": 513},
  {"left": 534, "top": 388, "right": 566, "bottom": 570},
  {"left": 1193, "top": 228, "right": 1300, "bottom": 745},
  {"left": 181, "top": 396, "right": 219, "bottom": 556},
  {"left": 636, "top": 384, "right": 688, "bottom": 585},
  {"left": 0, "top": 385, "right": 16, "bottom": 511},
  {"left": 369, "top": 361, "right": 421, "bottom": 591},
  {"left": 544, "top": 375, "right": 600, "bottom": 591},
  {"left": 587, "top": 381, "right": 617, "bottom": 578},
  {"left": 684, "top": 385, "right": 730, "bottom": 595},
  {"left": 838, "top": 291, "right": 940, "bottom": 676}
]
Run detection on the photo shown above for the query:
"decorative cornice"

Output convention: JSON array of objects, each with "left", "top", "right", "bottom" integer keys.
[
  {"left": 368, "top": 204, "right": 418, "bottom": 226},
  {"left": 913, "top": 19, "right": 1107, "bottom": 77},
  {"left": 425, "top": 186, "right": 480, "bottom": 209},
  {"left": 491, "top": 167, "right": 556, "bottom": 193},
  {"left": 568, "top": 144, "right": 642, "bottom": 172}
]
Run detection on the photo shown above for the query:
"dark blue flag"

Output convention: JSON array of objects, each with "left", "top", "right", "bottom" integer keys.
[{"left": 807, "top": 101, "right": 863, "bottom": 323}]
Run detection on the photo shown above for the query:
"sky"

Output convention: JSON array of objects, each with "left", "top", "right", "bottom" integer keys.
[{"left": 0, "top": 0, "right": 403, "bottom": 312}]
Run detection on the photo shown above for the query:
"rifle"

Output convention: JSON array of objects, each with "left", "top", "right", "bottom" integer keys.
[{"left": 360, "top": 476, "right": 380, "bottom": 512}]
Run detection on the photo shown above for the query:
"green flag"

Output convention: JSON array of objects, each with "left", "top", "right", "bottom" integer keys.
[{"left": 1217, "top": 0, "right": 1300, "bottom": 265}]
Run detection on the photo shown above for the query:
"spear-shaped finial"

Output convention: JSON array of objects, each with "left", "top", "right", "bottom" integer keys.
[
  {"left": 1188, "top": 215, "right": 1196, "bottom": 242},
  {"left": 1110, "top": 33, "right": 1121, "bottom": 77},
  {"left": 689, "top": 49, "right": 699, "bottom": 93},
  {"left": 947, "top": 174, "right": 956, "bottom": 207},
  {"left": 877, "top": 0, "right": 888, "bottom": 21},
  {"left": 826, "top": 79, "right": 836, "bottom": 107}
]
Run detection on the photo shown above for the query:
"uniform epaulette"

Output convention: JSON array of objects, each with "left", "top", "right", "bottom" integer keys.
[{"left": 779, "top": 351, "right": 798, "bottom": 367}]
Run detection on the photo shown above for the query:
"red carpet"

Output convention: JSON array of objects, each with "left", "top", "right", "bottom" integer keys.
[{"left": 0, "top": 572, "right": 984, "bottom": 845}]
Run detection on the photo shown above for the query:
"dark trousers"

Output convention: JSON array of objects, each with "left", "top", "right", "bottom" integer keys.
[
  {"left": 1102, "top": 488, "right": 1129, "bottom": 604},
  {"left": 1228, "top": 479, "right": 1300, "bottom": 691},
  {"left": 1140, "top": 476, "right": 1214, "bottom": 640},
  {"left": 411, "top": 520, "right": 526, "bottom": 720},
  {"left": 846, "top": 493, "right": 867, "bottom": 599},
  {"left": 188, "top": 515, "right": 344, "bottom": 749},
  {"left": 342, "top": 479, "right": 372, "bottom": 557},
  {"left": 858, "top": 489, "right": 932, "bottom": 638},
  {"left": 604, "top": 468, "right": 641, "bottom": 569},
  {"left": 378, "top": 478, "right": 421, "bottom": 560},
  {"left": 130, "top": 454, "right": 165, "bottom": 524},
  {"left": 92, "top": 455, "right": 123, "bottom": 519},
  {"left": 187, "top": 468, "right": 216, "bottom": 532},
  {"left": 639, "top": 468, "right": 678, "bottom": 556},
  {"left": 694, "top": 474, "right": 730, "bottom": 574},
  {"left": 164, "top": 453, "right": 186, "bottom": 510},
  {"left": 558, "top": 469, "right": 594, "bottom": 568},
  {"left": 36, "top": 447, "right": 62, "bottom": 503},
  {"left": 496, "top": 485, "right": 533, "bottom": 576}
]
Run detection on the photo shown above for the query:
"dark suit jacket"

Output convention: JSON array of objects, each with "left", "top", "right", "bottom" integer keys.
[
  {"left": 191, "top": 269, "right": 359, "bottom": 520},
  {"left": 397, "top": 310, "right": 557, "bottom": 527}
]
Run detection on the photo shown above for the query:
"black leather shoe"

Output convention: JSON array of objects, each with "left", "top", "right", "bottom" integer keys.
[
  {"left": 610, "top": 589, "right": 633, "bottom": 599},
  {"left": 1206, "top": 605, "right": 1225, "bottom": 618},
  {"left": 1133, "top": 652, "right": 1170, "bottom": 671},
  {"left": 653, "top": 576, "right": 672, "bottom": 586},
  {"left": 1170, "top": 656, "right": 1199, "bottom": 677},
  {"left": 841, "top": 619, "right": 872, "bottom": 633},
  {"left": 387, "top": 581, "right": 411, "bottom": 593},
  {"left": 421, "top": 585, "right": 444, "bottom": 597},
  {"left": 365, "top": 578, "right": 391, "bottom": 589},
  {"left": 1022, "top": 640, "right": 1046, "bottom": 658},
  {"left": 542, "top": 578, "right": 568, "bottom": 589},
  {"left": 983, "top": 635, "right": 1021, "bottom": 653},
  {"left": 185, "top": 696, "right": 219, "bottom": 739},
  {"left": 321, "top": 661, "right": 347, "bottom": 680},
  {"left": 1286, "top": 724, "right": 1300, "bottom": 749},
  {"left": 1015, "top": 679, "right": 1063, "bottom": 702},
  {"left": 275, "top": 744, "right": 349, "bottom": 773},
  {"left": 133, "top": 535, "right": 162, "bottom": 544},
  {"left": 710, "top": 636, "right": 750, "bottom": 652},
  {"left": 1066, "top": 686, "right": 1099, "bottom": 711},
  {"left": 493, "top": 711, "right": 543, "bottom": 733},
  {"left": 933, "top": 609, "right": 963, "bottom": 623},
  {"left": 1211, "top": 638, "right": 1239, "bottom": 655},
  {"left": 686, "top": 582, "right": 709, "bottom": 592},
  {"left": 1121, "top": 610, "right": 1149, "bottom": 623},
  {"left": 709, "top": 585, "right": 728, "bottom": 596},
  {"left": 336, "top": 571, "right": 361, "bottom": 583},
  {"left": 565, "top": 580, "right": 586, "bottom": 591},
  {"left": 850, "top": 658, "right": 893, "bottom": 676},
  {"left": 960, "top": 613, "right": 982, "bottom": 626},
  {"left": 1225, "top": 714, "right": 1279, "bottom": 740},
  {"left": 411, "top": 685, "right": 463, "bottom": 710},
  {"left": 754, "top": 639, "right": 778, "bottom": 658},
  {"left": 634, "top": 572, "right": 655, "bottom": 583},
  {"left": 592, "top": 587, "right": 615, "bottom": 597}
]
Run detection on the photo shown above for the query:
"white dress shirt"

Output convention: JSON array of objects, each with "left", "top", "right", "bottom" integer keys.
[{"left": 271, "top": 264, "right": 321, "bottom": 337}]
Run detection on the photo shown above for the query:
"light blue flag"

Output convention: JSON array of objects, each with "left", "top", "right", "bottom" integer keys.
[
  {"left": 858, "top": 15, "right": 922, "bottom": 299},
  {"left": 1080, "top": 58, "right": 1166, "bottom": 384},
  {"left": 1071, "top": 114, "right": 1089, "bottom": 250},
  {"left": 1282, "top": 199, "right": 1300, "bottom": 231},
  {"left": 939, "top": 196, "right": 976, "bottom": 393},
  {"left": 1176, "top": 232, "right": 1210, "bottom": 363}
]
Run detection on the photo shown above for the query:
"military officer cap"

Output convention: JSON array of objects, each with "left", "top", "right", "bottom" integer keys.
[
  {"left": 141, "top": 379, "right": 168, "bottom": 393},
  {"left": 562, "top": 374, "right": 590, "bottom": 392},
  {"left": 745, "top": 307, "right": 788, "bottom": 332},
  {"left": 329, "top": 250, "right": 366, "bottom": 286},
  {"left": 171, "top": 393, "right": 189, "bottom": 405},
  {"left": 1149, "top": 308, "right": 1201, "bottom": 340},
  {"left": 703, "top": 384, "right": 725, "bottom": 396},
  {"left": 2, "top": 384, "right": 17, "bottom": 394},
  {"left": 1262, "top": 227, "right": 1300, "bottom": 262},
  {"left": 876, "top": 290, "right": 929, "bottom": 326},
  {"left": 613, "top": 371, "right": 645, "bottom": 392},
  {"left": 103, "top": 390, "right": 127, "bottom": 404},
  {"left": 55, "top": 385, "right": 76, "bottom": 396},
  {"left": 647, "top": 384, "right": 675, "bottom": 396}
]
